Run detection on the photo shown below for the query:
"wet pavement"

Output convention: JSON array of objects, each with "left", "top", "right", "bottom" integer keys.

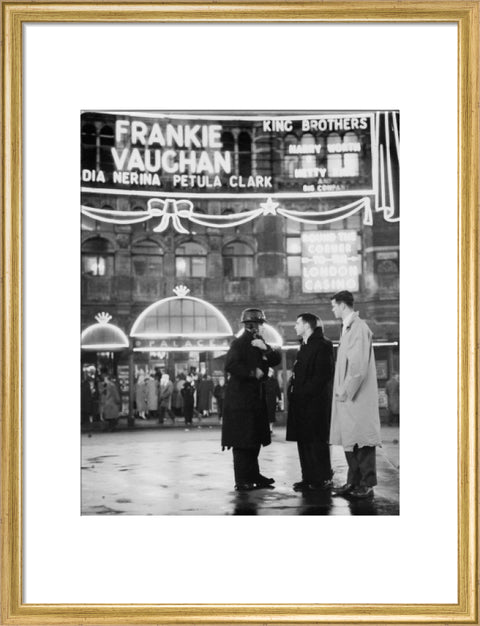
[{"left": 81, "top": 422, "right": 399, "bottom": 516}]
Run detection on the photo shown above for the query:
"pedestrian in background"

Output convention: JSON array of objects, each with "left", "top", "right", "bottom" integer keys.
[
  {"left": 172, "top": 373, "right": 186, "bottom": 418},
  {"left": 196, "top": 373, "right": 214, "bottom": 419},
  {"left": 135, "top": 370, "right": 148, "bottom": 420},
  {"left": 385, "top": 372, "right": 399, "bottom": 425},
  {"left": 213, "top": 376, "right": 226, "bottom": 422},
  {"left": 81, "top": 365, "right": 98, "bottom": 430},
  {"left": 181, "top": 377, "right": 195, "bottom": 427},
  {"left": 286, "top": 313, "right": 334, "bottom": 491},
  {"left": 330, "top": 291, "right": 382, "bottom": 499},
  {"left": 264, "top": 368, "right": 281, "bottom": 434},
  {"left": 221, "top": 308, "right": 281, "bottom": 491},
  {"left": 158, "top": 373, "right": 175, "bottom": 424},
  {"left": 99, "top": 369, "right": 122, "bottom": 432},
  {"left": 145, "top": 372, "right": 158, "bottom": 419}
]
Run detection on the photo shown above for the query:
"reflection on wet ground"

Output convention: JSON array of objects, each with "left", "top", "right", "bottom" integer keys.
[
  {"left": 82, "top": 426, "right": 399, "bottom": 516},
  {"left": 230, "top": 486, "right": 398, "bottom": 516}
]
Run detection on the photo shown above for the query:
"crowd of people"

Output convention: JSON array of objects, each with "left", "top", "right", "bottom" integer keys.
[
  {"left": 81, "top": 366, "right": 244, "bottom": 431},
  {"left": 134, "top": 369, "right": 227, "bottom": 427}
]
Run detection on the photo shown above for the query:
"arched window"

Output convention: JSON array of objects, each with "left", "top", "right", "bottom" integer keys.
[
  {"left": 300, "top": 133, "right": 316, "bottom": 170},
  {"left": 254, "top": 134, "right": 273, "bottom": 177},
  {"left": 221, "top": 131, "right": 235, "bottom": 152},
  {"left": 82, "top": 237, "right": 114, "bottom": 276},
  {"left": 132, "top": 239, "right": 164, "bottom": 276},
  {"left": 238, "top": 131, "right": 252, "bottom": 177},
  {"left": 81, "top": 124, "right": 97, "bottom": 169},
  {"left": 222, "top": 241, "right": 254, "bottom": 278},
  {"left": 284, "top": 134, "right": 299, "bottom": 177},
  {"left": 99, "top": 125, "right": 115, "bottom": 170},
  {"left": 175, "top": 241, "right": 207, "bottom": 278},
  {"left": 327, "top": 131, "right": 360, "bottom": 177}
]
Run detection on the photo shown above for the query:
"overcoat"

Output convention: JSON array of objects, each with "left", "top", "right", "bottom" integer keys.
[
  {"left": 99, "top": 379, "right": 122, "bottom": 420},
  {"left": 286, "top": 327, "right": 334, "bottom": 442},
  {"left": 385, "top": 377, "right": 399, "bottom": 414},
  {"left": 159, "top": 380, "right": 173, "bottom": 409},
  {"left": 221, "top": 331, "right": 281, "bottom": 449},
  {"left": 264, "top": 376, "right": 281, "bottom": 423},
  {"left": 181, "top": 382, "right": 195, "bottom": 415},
  {"left": 196, "top": 378, "right": 214, "bottom": 412},
  {"left": 135, "top": 376, "right": 148, "bottom": 413},
  {"left": 172, "top": 379, "right": 185, "bottom": 410},
  {"left": 146, "top": 376, "right": 158, "bottom": 411},
  {"left": 329, "top": 313, "right": 381, "bottom": 450}
]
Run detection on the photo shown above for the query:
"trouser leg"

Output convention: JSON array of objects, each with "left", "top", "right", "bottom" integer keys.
[
  {"left": 345, "top": 445, "right": 377, "bottom": 487},
  {"left": 298, "top": 441, "right": 332, "bottom": 483},
  {"left": 232, "top": 446, "right": 260, "bottom": 484}
]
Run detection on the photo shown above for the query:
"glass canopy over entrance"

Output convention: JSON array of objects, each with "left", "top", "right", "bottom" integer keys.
[
  {"left": 81, "top": 312, "right": 129, "bottom": 351},
  {"left": 130, "top": 286, "right": 234, "bottom": 352}
]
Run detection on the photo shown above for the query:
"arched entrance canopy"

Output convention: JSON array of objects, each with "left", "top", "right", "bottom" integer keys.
[
  {"left": 130, "top": 285, "right": 234, "bottom": 352},
  {"left": 81, "top": 312, "right": 129, "bottom": 351}
]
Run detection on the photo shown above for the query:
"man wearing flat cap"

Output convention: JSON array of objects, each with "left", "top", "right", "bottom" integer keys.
[{"left": 221, "top": 308, "right": 281, "bottom": 491}]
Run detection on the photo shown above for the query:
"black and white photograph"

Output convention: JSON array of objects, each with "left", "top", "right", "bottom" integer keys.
[{"left": 80, "top": 110, "right": 400, "bottom": 516}]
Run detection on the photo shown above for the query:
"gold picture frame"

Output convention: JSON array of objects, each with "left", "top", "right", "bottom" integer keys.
[{"left": 1, "top": 1, "right": 478, "bottom": 623}]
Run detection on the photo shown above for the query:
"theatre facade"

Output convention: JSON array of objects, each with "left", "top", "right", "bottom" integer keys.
[{"left": 81, "top": 110, "right": 399, "bottom": 416}]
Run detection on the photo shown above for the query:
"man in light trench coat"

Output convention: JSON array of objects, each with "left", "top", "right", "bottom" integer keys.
[{"left": 329, "top": 290, "right": 382, "bottom": 499}]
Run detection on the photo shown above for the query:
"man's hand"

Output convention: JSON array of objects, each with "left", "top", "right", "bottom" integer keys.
[
  {"left": 335, "top": 391, "right": 348, "bottom": 402},
  {"left": 251, "top": 338, "right": 267, "bottom": 351},
  {"left": 255, "top": 367, "right": 264, "bottom": 379}
]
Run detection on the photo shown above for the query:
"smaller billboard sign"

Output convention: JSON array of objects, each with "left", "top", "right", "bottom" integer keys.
[{"left": 301, "top": 230, "right": 361, "bottom": 293}]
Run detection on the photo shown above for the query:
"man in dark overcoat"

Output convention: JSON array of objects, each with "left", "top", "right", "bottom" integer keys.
[
  {"left": 286, "top": 313, "right": 335, "bottom": 491},
  {"left": 221, "top": 308, "right": 281, "bottom": 491}
]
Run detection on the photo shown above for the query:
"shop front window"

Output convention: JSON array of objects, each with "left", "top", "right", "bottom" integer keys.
[
  {"left": 132, "top": 239, "right": 164, "bottom": 276},
  {"left": 175, "top": 241, "right": 207, "bottom": 278},
  {"left": 223, "top": 241, "right": 254, "bottom": 278}
]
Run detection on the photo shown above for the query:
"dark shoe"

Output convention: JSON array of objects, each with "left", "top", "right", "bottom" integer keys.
[
  {"left": 332, "top": 483, "right": 355, "bottom": 497},
  {"left": 235, "top": 482, "right": 257, "bottom": 492},
  {"left": 256, "top": 474, "right": 275, "bottom": 486},
  {"left": 255, "top": 481, "right": 275, "bottom": 490},
  {"left": 293, "top": 480, "right": 308, "bottom": 491},
  {"left": 301, "top": 480, "right": 333, "bottom": 492},
  {"left": 349, "top": 486, "right": 374, "bottom": 499}
]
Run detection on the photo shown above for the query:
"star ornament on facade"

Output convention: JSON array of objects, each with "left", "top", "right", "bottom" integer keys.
[{"left": 259, "top": 197, "right": 280, "bottom": 216}]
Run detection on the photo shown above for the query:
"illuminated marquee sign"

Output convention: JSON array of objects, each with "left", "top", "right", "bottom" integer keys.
[
  {"left": 81, "top": 112, "right": 374, "bottom": 196},
  {"left": 301, "top": 230, "right": 361, "bottom": 294},
  {"left": 133, "top": 337, "right": 230, "bottom": 352}
]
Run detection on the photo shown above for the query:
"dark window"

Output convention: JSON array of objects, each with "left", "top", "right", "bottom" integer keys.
[
  {"left": 82, "top": 237, "right": 114, "bottom": 276},
  {"left": 238, "top": 132, "right": 252, "bottom": 177},
  {"left": 99, "top": 125, "right": 115, "bottom": 170},
  {"left": 81, "top": 124, "right": 97, "bottom": 169},
  {"left": 175, "top": 241, "right": 207, "bottom": 278},
  {"left": 132, "top": 240, "right": 164, "bottom": 276},
  {"left": 223, "top": 241, "right": 254, "bottom": 278}
]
